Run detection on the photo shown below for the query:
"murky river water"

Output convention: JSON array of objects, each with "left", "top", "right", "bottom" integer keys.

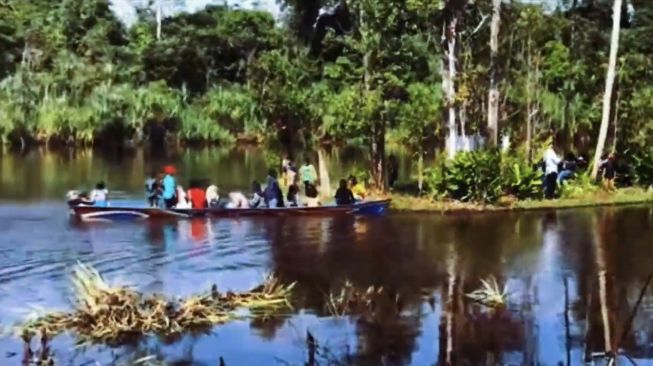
[{"left": 1, "top": 148, "right": 653, "bottom": 365}]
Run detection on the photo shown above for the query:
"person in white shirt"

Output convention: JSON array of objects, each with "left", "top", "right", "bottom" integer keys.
[
  {"left": 227, "top": 192, "right": 250, "bottom": 208},
  {"left": 175, "top": 186, "right": 192, "bottom": 209},
  {"left": 206, "top": 185, "right": 220, "bottom": 208},
  {"left": 543, "top": 146, "right": 561, "bottom": 199},
  {"left": 89, "top": 182, "right": 109, "bottom": 207}
]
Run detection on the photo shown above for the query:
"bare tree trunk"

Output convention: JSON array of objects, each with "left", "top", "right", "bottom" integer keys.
[
  {"left": 612, "top": 89, "right": 620, "bottom": 154},
  {"left": 357, "top": 4, "right": 386, "bottom": 191},
  {"left": 487, "top": 0, "right": 501, "bottom": 146},
  {"left": 156, "top": 0, "right": 162, "bottom": 40},
  {"left": 459, "top": 104, "right": 469, "bottom": 151},
  {"left": 317, "top": 148, "right": 331, "bottom": 197},
  {"left": 526, "top": 34, "right": 534, "bottom": 162},
  {"left": 442, "top": 12, "right": 459, "bottom": 159},
  {"left": 591, "top": 0, "right": 622, "bottom": 179},
  {"left": 370, "top": 124, "right": 385, "bottom": 190},
  {"left": 417, "top": 153, "right": 424, "bottom": 193}
]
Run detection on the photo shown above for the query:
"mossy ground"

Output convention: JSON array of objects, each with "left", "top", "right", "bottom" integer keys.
[{"left": 389, "top": 187, "right": 653, "bottom": 214}]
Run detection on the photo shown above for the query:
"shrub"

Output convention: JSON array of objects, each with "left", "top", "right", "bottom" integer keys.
[
  {"left": 559, "top": 172, "right": 598, "bottom": 199},
  {"left": 424, "top": 150, "right": 544, "bottom": 204},
  {"left": 439, "top": 151, "right": 503, "bottom": 204},
  {"left": 500, "top": 152, "right": 543, "bottom": 200},
  {"left": 178, "top": 104, "right": 235, "bottom": 144},
  {"left": 625, "top": 148, "right": 653, "bottom": 188}
]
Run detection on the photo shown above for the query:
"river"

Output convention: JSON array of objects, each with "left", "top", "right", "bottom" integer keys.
[{"left": 1, "top": 148, "right": 653, "bottom": 365}]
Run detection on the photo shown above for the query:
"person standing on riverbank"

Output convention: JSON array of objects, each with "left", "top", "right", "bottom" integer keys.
[
  {"left": 599, "top": 153, "right": 617, "bottom": 191},
  {"left": 557, "top": 153, "right": 578, "bottom": 184},
  {"left": 543, "top": 146, "right": 561, "bottom": 199}
]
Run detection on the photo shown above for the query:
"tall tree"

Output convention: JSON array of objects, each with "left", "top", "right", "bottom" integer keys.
[
  {"left": 442, "top": 0, "right": 466, "bottom": 158},
  {"left": 591, "top": 0, "right": 622, "bottom": 179},
  {"left": 487, "top": 0, "right": 501, "bottom": 146}
]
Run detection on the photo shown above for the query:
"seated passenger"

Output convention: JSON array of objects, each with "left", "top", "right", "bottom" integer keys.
[
  {"left": 206, "top": 185, "right": 220, "bottom": 208},
  {"left": 334, "top": 179, "right": 355, "bottom": 205},
  {"left": 264, "top": 169, "right": 284, "bottom": 208},
  {"left": 250, "top": 181, "right": 264, "bottom": 208},
  {"left": 66, "top": 190, "right": 94, "bottom": 206},
  {"left": 227, "top": 192, "right": 250, "bottom": 208},
  {"left": 187, "top": 180, "right": 207, "bottom": 209},
  {"left": 145, "top": 172, "right": 161, "bottom": 207},
  {"left": 176, "top": 186, "right": 192, "bottom": 209},
  {"left": 286, "top": 184, "right": 300, "bottom": 207},
  {"left": 348, "top": 176, "right": 367, "bottom": 201},
  {"left": 304, "top": 182, "right": 321, "bottom": 207},
  {"left": 90, "top": 182, "right": 109, "bottom": 207}
]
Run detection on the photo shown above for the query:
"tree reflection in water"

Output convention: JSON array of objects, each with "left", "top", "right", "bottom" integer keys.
[{"left": 42, "top": 206, "right": 653, "bottom": 364}]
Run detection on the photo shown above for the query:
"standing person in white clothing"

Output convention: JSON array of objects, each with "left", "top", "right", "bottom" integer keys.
[
  {"left": 89, "top": 182, "right": 109, "bottom": 207},
  {"left": 543, "top": 145, "right": 561, "bottom": 199}
]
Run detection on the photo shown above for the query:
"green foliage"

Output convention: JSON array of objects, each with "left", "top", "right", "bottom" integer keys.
[
  {"left": 202, "top": 86, "right": 262, "bottom": 136},
  {"left": 0, "top": 0, "right": 652, "bottom": 199},
  {"left": 436, "top": 151, "right": 503, "bottom": 204},
  {"left": 178, "top": 104, "right": 234, "bottom": 144},
  {"left": 393, "top": 83, "right": 441, "bottom": 149},
  {"left": 559, "top": 172, "right": 599, "bottom": 199},
  {"left": 500, "top": 152, "right": 543, "bottom": 200},
  {"left": 424, "top": 150, "right": 544, "bottom": 204},
  {"left": 625, "top": 148, "right": 653, "bottom": 188}
]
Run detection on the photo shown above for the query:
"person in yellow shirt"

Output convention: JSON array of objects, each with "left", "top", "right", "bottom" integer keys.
[{"left": 348, "top": 175, "right": 366, "bottom": 201}]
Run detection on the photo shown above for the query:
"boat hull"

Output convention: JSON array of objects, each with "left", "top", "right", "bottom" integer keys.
[{"left": 70, "top": 200, "right": 391, "bottom": 222}]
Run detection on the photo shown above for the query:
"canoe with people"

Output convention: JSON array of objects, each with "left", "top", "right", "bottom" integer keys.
[{"left": 67, "top": 165, "right": 390, "bottom": 222}]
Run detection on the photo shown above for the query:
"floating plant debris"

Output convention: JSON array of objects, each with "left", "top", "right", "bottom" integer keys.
[
  {"left": 325, "top": 281, "right": 386, "bottom": 317},
  {"left": 19, "top": 262, "right": 295, "bottom": 346},
  {"left": 466, "top": 276, "right": 509, "bottom": 309}
]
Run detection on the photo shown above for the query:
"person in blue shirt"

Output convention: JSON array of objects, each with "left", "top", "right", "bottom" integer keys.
[
  {"left": 263, "top": 169, "right": 284, "bottom": 208},
  {"left": 162, "top": 165, "right": 178, "bottom": 208}
]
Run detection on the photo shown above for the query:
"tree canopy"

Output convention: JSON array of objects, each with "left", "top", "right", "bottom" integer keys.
[{"left": 1, "top": 0, "right": 652, "bottom": 185}]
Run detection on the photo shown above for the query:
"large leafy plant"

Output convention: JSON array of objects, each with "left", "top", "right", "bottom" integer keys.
[{"left": 440, "top": 151, "right": 503, "bottom": 204}]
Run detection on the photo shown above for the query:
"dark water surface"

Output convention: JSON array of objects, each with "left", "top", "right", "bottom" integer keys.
[{"left": 2, "top": 149, "right": 653, "bottom": 365}]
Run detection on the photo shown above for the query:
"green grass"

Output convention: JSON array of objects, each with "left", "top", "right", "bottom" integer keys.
[{"left": 389, "top": 187, "right": 653, "bottom": 213}]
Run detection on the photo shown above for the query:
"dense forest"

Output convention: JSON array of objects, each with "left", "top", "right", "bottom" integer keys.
[{"left": 1, "top": 0, "right": 653, "bottom": 191}]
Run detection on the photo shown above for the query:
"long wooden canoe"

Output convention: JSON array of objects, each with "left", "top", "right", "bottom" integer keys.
[{"left": 69, "top": 199, "right": 391, "bottom": 222}]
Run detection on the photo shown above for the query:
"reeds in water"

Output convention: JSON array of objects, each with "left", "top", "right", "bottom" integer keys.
[
  {"left": 20, "top": 262, "right": 295, "bottom": 346},
  {"left": 466, "top": 276, "right": 509, "bottom": 310},
  {"left": 325, "top": 281, "right": 385, "bottom": 317}
]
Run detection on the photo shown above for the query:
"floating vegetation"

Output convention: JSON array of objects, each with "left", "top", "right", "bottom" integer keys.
[
  {"left": 20, "top": 262, "right": 295, "bottom": 346},
  {"left": 325, "top": 281, "right": 386, "bottom": 317},
  {"left": 466, "top": 276, "right": 509, "bottom": 309}
]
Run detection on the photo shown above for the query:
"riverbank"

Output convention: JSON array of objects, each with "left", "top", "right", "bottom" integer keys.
[{"left": 389, "top": 187, "right": 653, "bottom": 214}]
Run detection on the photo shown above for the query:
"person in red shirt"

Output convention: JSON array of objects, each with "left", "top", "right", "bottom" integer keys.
[{"left": 187, "top": 180, "right": 208, "bottom": 209}]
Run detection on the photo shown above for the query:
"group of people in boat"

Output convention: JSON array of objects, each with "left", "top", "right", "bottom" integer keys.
[
  {"left": 66, "top": 182, "right": 109, "bottom": 207},
  {"left": 67, "top": 155, "right": 370, "bottom": 209},
  {"left": 139, "top": 159, "right": 368, "bottom": 210}
]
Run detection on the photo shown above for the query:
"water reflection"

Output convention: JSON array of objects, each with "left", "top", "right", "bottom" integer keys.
[
  {"left": 0, "top": 146, "right": 393, "bottom": 201},
  {"left": 5, "top": 205, "right": 653, "bottom": 364}
]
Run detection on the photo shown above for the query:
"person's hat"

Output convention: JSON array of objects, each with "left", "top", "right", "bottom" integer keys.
[{"left": 163, "top": 165, "right": 177, "bottom": 174}]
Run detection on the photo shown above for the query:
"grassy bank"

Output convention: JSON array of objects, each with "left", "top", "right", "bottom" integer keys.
[{"left": 389, "top": 187, "right": 653, "bottom": 214}]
